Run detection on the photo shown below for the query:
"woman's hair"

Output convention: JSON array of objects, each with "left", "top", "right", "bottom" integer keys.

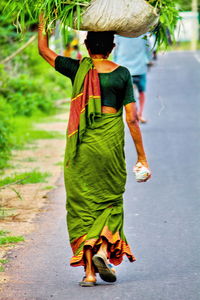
[{"left": 85, "top": 31, "right": 115, "bottom": 56}]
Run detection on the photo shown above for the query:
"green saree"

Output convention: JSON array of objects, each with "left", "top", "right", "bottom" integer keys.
[{"left": 64, "top": 58, "right": 136, "bottom": 267}]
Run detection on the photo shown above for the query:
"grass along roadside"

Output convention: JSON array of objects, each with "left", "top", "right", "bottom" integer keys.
[
  {"left": 0, "top": 170, "right": 50, "bottom": 188},
  {"left": 160, "top": 41, "right": 200, "bottom": 52},
  {"left": 0, "top": 102, "right": 69, "bottom": 170},
  {"left": 0, "top": 236, "right": 25, "bottom": 246},
  {"left": 0, "top": 170, "right": 51, "bottom": 221},
  {"left": 0, "top": 230, "right": 25, "bottom": 246},
  {"left": 11, "top": 112, "right": 66, "bottom": 151},
  {"left": 0, "top": 111, "right": 68, "bottom": 283},
  {"left": 0, "top": 260, "right": 9, "bottom": 273},
  {"left": 0, "top": 231, "right": 24, "bottom": 272}
]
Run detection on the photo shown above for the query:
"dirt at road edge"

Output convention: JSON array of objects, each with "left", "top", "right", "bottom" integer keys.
[{"left": 0, "top": 112, "right": 68, "bottom": 287}]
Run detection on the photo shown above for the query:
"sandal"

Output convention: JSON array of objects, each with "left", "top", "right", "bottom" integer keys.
[
  {"left": 108, "top": 263, "right": 116, "bottom": 273},
  {"left": 79, "top": 276, "right": 97, "bottom": 287},
  {"left": 92, "top": 254, "right": 117, "bottom": 283}
]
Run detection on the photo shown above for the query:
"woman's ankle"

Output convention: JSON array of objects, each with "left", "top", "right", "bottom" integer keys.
[
  {"left": 98, "top": 239, "right": 108, "bottom": 256},
  {"left": 97, "top": 249, "right": 107, "bottom": 258},
  {"left": 85, "top": 268, "right": 96, "bottom": 281}
]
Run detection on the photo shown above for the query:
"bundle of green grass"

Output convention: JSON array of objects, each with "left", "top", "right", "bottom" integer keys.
[{"left": 4, "top": 0, "right": 180, "bottom": 47}]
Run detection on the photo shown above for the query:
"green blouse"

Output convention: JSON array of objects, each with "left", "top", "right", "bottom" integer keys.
[{"left": 55, "top": 56, "right": 135, "bottom": 110}]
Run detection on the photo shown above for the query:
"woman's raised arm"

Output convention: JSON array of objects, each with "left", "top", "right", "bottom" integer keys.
[{"left": 38, "top": 14, "right": 58, "bottom": 67}]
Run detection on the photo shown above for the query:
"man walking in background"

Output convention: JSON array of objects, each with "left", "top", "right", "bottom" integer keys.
[{"left": 113, "top": 35, "right": 152, "bottom": 123}]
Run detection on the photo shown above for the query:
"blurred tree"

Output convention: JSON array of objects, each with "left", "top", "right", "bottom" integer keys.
[
  {"left": 176, "top": 0, "right": 200, "bottom": 11},
  {"left": 0, "top": 0, "right": 37, "bottom": 59}
]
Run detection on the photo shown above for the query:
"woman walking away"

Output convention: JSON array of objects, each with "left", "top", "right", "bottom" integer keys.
[{"left": 38, "top": 15, "right": 151, "bottom": 286}]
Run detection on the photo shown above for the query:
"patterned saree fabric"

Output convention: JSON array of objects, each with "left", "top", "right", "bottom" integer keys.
[
  {"left": 64, "top": 57, "right": 136, "bottom": 267},
  {"left": 65, "top": 57, "right": 101, "bottom": 163}
]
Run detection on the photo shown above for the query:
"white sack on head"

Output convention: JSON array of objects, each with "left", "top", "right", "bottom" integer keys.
[{"left": 76, "top": 0, "right": 159, "bottom": 37}]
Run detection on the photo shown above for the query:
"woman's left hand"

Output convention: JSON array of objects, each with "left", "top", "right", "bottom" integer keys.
[
  {"left": 135, "top": 160, "right": 152, "bottom": 182},
  {"left": 137, "top": 160, "right": 149, "bottom": 169}
]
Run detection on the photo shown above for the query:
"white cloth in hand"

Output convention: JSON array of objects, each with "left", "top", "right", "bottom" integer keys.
[{"left": 133, "top": 162, "right": 151, "bottom": 182}]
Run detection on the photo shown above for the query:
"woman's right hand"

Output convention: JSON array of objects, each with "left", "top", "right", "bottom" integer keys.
[{"left": 38, "top": 14, "right": 58, "bottom": 67}]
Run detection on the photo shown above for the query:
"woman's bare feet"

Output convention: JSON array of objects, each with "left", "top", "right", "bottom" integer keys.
[
  {"left": 84, "top": 248, "right": 96, "bottom": 284},
  {"left": 83, "top": 274, "right": 96, "bottom": 283},
  {"left": 84, "top": 268, "right": 96, "bottom": 283},
  {"left": 79, "top": 273, "right": 96, "bottom": 287}
]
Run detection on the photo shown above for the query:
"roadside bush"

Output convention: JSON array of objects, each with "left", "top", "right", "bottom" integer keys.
[
  {"left": 0, "top": 96, "right": 13, "bottom": 169},
  {"left": 5, "top": 74, "right": 55, "bottom": 116},
  {"left": 0, "top": 67, "right": 61, "bottom": 116},
  {"left": 0, "top": 38, "right": 71, "bottom": 117},
  {"left": 0, "top": 33, "right": 71, "bottom": 169}
]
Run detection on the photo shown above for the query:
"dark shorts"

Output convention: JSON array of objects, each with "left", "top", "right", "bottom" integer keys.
[{"left": 132, "top": 74, "right": 146, "bottom": 93}]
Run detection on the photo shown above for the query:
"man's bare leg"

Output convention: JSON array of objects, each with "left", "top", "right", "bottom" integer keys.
[{"left": 138, "top": 91, "right": 147, "bottom": 123}]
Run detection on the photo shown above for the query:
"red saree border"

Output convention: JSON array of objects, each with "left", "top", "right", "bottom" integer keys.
[{"left": 69, "top": 225, "right": 136, "bottom": 267}]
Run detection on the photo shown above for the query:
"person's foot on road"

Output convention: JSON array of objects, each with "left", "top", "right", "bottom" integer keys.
[
  {"left": 79, "top": 274, "right": 97, "bottom": 287},
  {"left": 139, "top": 116, "right": 147, "bottom": 124},
  {"left": 79, "top": 271, "right": 97, "bottom": 287}
]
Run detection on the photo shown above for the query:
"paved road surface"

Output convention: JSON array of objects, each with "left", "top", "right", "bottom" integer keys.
[{"left": 1, "top": 51, "right": 200, "bottom": 300}]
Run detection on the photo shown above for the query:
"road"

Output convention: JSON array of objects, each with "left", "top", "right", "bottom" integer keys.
[{"left": 1, "top": 51, "right": 200, "bottom": 300}]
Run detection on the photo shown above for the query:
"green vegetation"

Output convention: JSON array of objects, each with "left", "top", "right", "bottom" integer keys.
[
  {"left": 54, "top": 161, "right": 63, "bottom": 166},
  {"left": 0, "top": 170, "right": 50, "bottom": 187},
  {"left": 4, "top": 0, "right": 181, "bottom": 48},
  {"left": 0, "top": 230, "right": 9, "bottom": 236},
  {"left": 23, "top": 157, "right": 37, "bottom": 162},
  {"left": 0, "top": 232, "right": 24, "bottom": 267},
  {"left": 0, "top": 235, "right": 25, "bottom": 245},
  {"left": 3, "top": 0, "right": 90, "bottom": 32},
  {"left": 43, "top": 185, "right": 56, "bottom": 190},
  {"left": 161, "top": 41, "right": 200, "bottom": 51},
  {"left": 0, "top": 66, "right": 68, "bottom": 168},
  {"left": 29, "top": 130, "right": 64, "bottom": 140},
  {"left": 0, "top": 208, "right": 17, "bottom": 218},
  {"left": 0, "top": 236, "right": 24, "bottom": 244},
  {"left": 148, "top": 0, "right": 180, "bottom": 47},
  {"left": 0, "top": 3, "right": 71, "bottom": 170},
  {"left": 0, "top": 266, "right": 5, "bottom": 272},
  {"left": 0, "top": 96, "right": 13, "bottom": 169},
  {"left": 38, "top": 116, "right": 68, "bottom": 123},
  {"left": 10, "top": 116, "right": 65, "bottom": 151},
  {"left": 0, "top": 259, "right": 9, "bottom": 264},
  {"left": 176, "top": 0, "right": 200, "bottom": 11},
  {"left": 0, "top": 259, "right": 9, "bottom": 272},
  {"left": 0, "top": 42, "right": 69, "bottom": 108}
]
